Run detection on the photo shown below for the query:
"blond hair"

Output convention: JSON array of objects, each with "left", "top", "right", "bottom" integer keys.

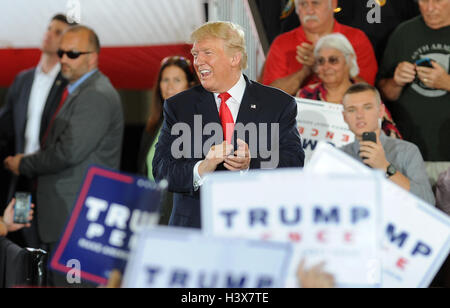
[{"left": 191, "top": 21, "right": 248, "bottom": 70}]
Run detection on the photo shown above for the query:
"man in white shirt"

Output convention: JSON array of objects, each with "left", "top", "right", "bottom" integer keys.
[
  {"left": 153, "top": 21, "right": 305, "bottom": 228},
  {"left": 0, "top": 14, "right": 74, "bottom": 246}
]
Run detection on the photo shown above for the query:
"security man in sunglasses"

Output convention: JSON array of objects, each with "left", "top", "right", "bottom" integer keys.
[
  {"left": 4, "top": 25, "right": 124, "bottom": 286},
  {"left": 0, "top": 14, "right": 73, "bottom": 248}
]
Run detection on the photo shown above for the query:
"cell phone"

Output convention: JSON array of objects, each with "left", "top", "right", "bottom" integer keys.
[
  {"left": 362, "top": 132, "right": 376, "bottom": 143},
  {"left": 415, "top": 58, "right": 433, "bottom": 68},
  {"left": 361, "top": 132, "right": 376, "bottom": 165},
  {"left": 13, "top": 192, "right": 32, "bottom": 224}
]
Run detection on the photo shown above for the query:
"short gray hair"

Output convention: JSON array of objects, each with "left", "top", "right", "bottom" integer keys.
[{"left": 314, "top": 33, "right": 359, "bottom": 78}]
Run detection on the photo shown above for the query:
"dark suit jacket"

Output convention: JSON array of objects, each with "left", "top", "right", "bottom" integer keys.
[
  {"left": 19, "top": 71, "right": 124, "bottom": 244},
  {"left": 153, "top": 76, "right": 304, "bottom": 229},
  {"left": 0, "top": 67, "right": 67, "bottom": 204}
]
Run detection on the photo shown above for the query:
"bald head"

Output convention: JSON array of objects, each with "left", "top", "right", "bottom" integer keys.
[
  {"left": 59, "top": 25, "right": 100, "bottom": 83},
  {"left": 64, "top": 25, "right": 100, "bottom": 53}
]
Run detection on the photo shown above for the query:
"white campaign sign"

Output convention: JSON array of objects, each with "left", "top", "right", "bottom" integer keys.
[
  {"left": 380, "top": 181, "right": 450, "bottom": 287},
  {"left": 306, "top": 142, "right": 450, "bottom": 288},
  {"left": 297, "top": 98, "right": 354, "bottom": 163},
  {"left": 201, "top": 169, "right": 382, "bottom": 288},
  {"left": 305, "top": 141, "right": 370, "bottom": 175},
  {"left": 122, "top": 227, "right": 293, "bottom": 288}
]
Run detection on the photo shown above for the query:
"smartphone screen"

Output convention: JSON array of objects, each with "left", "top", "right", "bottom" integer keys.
[
  {"left": 415, "top": 58, "right": 433, "bottom": 68},
  {"left": 13, "top": 192, "right": 32, "bottom": 224}
]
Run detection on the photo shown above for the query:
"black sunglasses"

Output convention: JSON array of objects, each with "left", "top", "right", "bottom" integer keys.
[{"left": 57, "top": 49, "right": 93, "bottom": 59}]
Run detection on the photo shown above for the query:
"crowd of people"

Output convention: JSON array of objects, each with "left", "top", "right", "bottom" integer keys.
[
  {"left": 260, "top": 0, "right": 448, "bottom": 208},
  {"left": 0, "top": 0, "right": 449, "bottom": 287}
]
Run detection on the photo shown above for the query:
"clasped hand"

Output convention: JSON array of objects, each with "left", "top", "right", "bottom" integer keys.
[{"left": 199, "top": 139, "right": 251, "bottom": 176}]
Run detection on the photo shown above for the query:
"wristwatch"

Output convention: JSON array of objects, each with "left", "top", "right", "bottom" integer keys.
[{"left": 386, "top": 164, "right": 397, "bottom": 178}]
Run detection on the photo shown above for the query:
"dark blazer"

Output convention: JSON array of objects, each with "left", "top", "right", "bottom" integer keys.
[
  {"left": 0, "top": 67, "right": 67, "bottom": 204},
  {"left": 0, "top": 68, "right": 67, "bottom": 157},
  {"left": 19, "top": 71, "right": 124, "bottom": 244},
  {"left": 153, "top": 76, "right": 304, "bottom": 229}
]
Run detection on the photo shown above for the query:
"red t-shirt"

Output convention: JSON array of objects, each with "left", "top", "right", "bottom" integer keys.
[{"left": 262, "top": 21, "right": 378, "bottom": 86}]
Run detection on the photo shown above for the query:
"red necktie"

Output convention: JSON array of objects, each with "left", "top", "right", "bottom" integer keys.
[
  {"left": 218, "top": 92, "right": 234, "bottom": 144},
  {"left": 41, "top": 87, "right": 69, "bottom": 147}
]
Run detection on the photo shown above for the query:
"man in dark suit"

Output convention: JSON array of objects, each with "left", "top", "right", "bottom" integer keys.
[
  {"left": 4, "top": 25, "right": 123, "bottom": 285},
  {"left": 0, "top": 14, "right": 73, "bottom": 247},
  {"left": 153, "top": 21, "right": 305, "bottom": 229}
]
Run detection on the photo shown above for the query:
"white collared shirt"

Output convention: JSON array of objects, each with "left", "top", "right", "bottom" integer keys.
[
  {"left": 24, "top": 62, "right": 61, "bottom": 154},
  {"left": 193, "top": 74, "right": 247, "bottom": 190},
  {"left": 212, "top": 73, "right": 246, "bottom": 122}
]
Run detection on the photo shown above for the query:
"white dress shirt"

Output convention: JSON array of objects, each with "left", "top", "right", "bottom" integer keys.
[
  {"left": 24, "top": 62, "right": 61, "bottom": 154},
  {"left": 193, "top": 74, "right": 246, "bottom": 189}
]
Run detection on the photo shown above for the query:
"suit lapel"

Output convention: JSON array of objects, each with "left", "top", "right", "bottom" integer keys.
[
  {"left": 195, "top": 88, "right": 220, "bottom": 125},
  {"left": 20, "top": 70, "right": 35, "bottom": 116},
  {"left": 194, "top": 77, "right": 260, "bottom": 127},
  {"left": 235, "top": 77, "right": 260, "bottom": 126},
  {"left": 58, "top": 71, "right": 100, "bottom": 115},
  {"left": 39, "top": 73, "right": 68, "bottom": 141},
  {"left": 15, "top": 70, "right": 36, "bottom": 152},
  {"left": 193, "top": 77, "right": 260, "bottom": 149},
  {"left": 47, "top": 71, "right": 100, "bottom": 143}
]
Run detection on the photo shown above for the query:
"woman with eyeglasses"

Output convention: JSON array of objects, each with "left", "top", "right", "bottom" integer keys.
[
  {"left": 297, "top": 33, "right": 401, "bottom": 138},
  {"left": 137, "top": 56, "right": 199, "bottom": 224}
]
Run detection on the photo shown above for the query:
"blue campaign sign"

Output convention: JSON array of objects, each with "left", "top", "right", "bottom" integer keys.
[{"left": 50, "top": 166, "right": 165, "bottom": 285}]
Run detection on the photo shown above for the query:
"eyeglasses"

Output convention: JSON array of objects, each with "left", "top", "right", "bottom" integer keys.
[
  {"left": 317, "top": 56, "right": 341, "bottom": 66},
  {"left": 161, "top": 56, "right": 191, "bottom": 67},
  {"left": 57, "top": 49, "right": 93, "bottom": 59}
]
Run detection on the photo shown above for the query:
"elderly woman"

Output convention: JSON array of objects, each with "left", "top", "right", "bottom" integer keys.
[{"left": 298, "top": 33, "right": 401, "bottom": 138}]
